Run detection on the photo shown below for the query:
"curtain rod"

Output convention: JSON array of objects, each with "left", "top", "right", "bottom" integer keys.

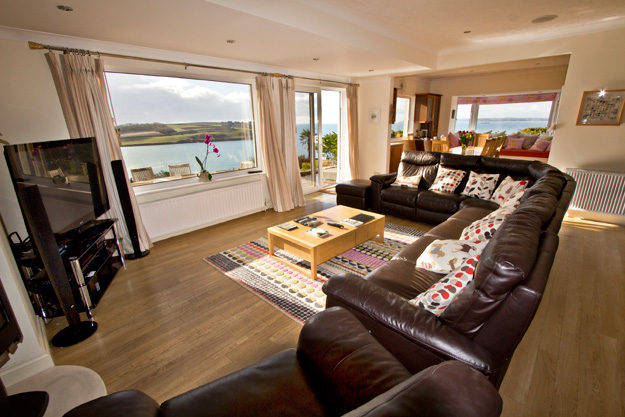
[{"left": 28, "top": 41, "right": 358, "bottom": 87}]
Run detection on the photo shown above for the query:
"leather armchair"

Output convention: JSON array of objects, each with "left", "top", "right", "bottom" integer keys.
[{"left": 64, "top": 307, "right": 502, "bottom": 417}]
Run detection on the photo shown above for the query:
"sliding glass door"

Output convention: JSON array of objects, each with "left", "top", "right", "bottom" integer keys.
[{"left": 295, "top": 88, "right": 341, "bottom": 191}]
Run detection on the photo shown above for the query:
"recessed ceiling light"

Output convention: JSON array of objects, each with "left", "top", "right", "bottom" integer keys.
[
  {"left": 464, "top": 30, "right": 471, "bottom": 34},
  {"left": 368, "top": 69, "right": 374, "bottom": 72},
  {"left": 532, "top": 15, "right": 558, "bottom": 24},
  {"left": 226, "top": 39, "right": 236, "bottom": 44},
  {"left": 313, "top": 57, "right": 320, "bottom": 61},
  {"left": 57, "top": 5, "right": 73, "bottom": 11}
]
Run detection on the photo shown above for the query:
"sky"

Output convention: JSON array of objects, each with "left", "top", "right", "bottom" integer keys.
[
  {"left": 107, "top": 72, "right": 341, "bottom": 127},
  {"left": 106, "top": 73, "right": 253, "bottom": 125}
]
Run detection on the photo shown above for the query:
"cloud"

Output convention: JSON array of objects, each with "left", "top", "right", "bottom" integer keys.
[{"left": 107, "top": 73, "right": 253, "bottom": 124}]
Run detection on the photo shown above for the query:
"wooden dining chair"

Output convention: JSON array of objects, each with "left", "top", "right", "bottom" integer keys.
[
  {"left": 494, "top": 136, "right": 506, "bottom": 157},
  {"left": 131, "top": 167, "right": 155, "bottom": 182},
  {"left": 431, "top": 140, "right": 450, "bottom": 153},
  {"left": 474, "top": 133, "right": 490, "bottom": 147},
  {"left": 480, "top": 139, "right": 500, "bottom": 157},
  {"left": 168, "top": 163, "right": 192, "bottom": 177}
]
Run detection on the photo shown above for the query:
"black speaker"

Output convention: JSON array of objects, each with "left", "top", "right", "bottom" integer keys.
[
  {"left": 18, "top": 185, "right": 97, "bottom": 347},
  {"left": 111, "top": 160, "right": 149, "bottom": 259}
]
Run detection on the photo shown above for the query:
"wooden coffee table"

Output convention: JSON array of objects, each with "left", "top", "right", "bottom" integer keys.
[{"left": 267, "top": 205, "right": 385, "bottom": 281}]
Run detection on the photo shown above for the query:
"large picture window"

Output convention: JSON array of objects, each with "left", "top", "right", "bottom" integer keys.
[
  {"left": 105, "top": 73, "right": 257, "bottom": 184},
  {"left": 455, "top": 92, "right": 559, "bottom": 133}
]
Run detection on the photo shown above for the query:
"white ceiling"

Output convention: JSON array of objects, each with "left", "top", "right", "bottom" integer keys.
[{"left": 1, "top": 0, "right": 624, "bottom": 79}]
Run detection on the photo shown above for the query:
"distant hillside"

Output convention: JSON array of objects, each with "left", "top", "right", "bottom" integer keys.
[{"left": 118, "top": 121, "right": 253, "bottom": 146}]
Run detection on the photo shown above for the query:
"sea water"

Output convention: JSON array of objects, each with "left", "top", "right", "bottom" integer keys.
[
  {"left": 455, "top": 119, "right": 548, "bottom": 133},
  {"left": 121, "top": 123, "right": 339, "bottom": 176}
]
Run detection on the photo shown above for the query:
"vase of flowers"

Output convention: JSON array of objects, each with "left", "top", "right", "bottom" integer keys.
[
  {"left": 458, "top": 131, "right": 474, "bottom": 155},
  {"left": 196, "top": 134, "right": 220, "bottom": 182}
]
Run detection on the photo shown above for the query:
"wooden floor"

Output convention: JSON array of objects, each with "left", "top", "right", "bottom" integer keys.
[{"left": 47, "top": 193, "right": 625, "bottom": 415}]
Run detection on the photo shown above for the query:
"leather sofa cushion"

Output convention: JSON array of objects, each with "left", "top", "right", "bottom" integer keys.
[
  {"left": 366, "top": 258, "right": 443, "bottom": 299},
  {"left": 440, "top": 192, "right": 558, "bottom": 336},
  {"left": 380, "top": 187, "right": 421, "bottom": 206},
  {"left": 398, "top": 151, "right": 440, "bottom": 189},
  {"left": 336, "top": 179, "right": 371, "bottom": 198},
  {"left": 417, "top": 191, "right": 467, "bottom": 213},
  {"left": 459, "top": 197, "right": 500, "bottom": 211},
  {"left": 480, "top": 157, "right": 534, "bottom": 184},
  {"left": 522, "top": 172, "right": 565, "bottom": 200},
  {"left": 160, "top": 350, "right": 326, "bottom": 417},
  {"left": 344, "top": 361, "right": 503, "bottom": 417},
  {"left": 298, "top": 307, "right": 411, "bottom": 415}
]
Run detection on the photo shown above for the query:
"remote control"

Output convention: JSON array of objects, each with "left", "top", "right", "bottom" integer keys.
[{"left": 327, "top": 222, "right": 344, "bottom": 229}]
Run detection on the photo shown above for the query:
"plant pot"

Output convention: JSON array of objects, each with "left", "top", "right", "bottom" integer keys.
[{"left": 198, "top": 172, "right": 210, "bottom": 182}]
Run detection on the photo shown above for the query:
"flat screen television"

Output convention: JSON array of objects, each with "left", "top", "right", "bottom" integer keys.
[{"left": 4, "top": 137, "right": 110, "bottom": 239}]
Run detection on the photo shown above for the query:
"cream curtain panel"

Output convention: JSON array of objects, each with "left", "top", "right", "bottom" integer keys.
[
  {"left": 279, "top": 78, "right": 305, "bottom": 208},
  {"left": 45, "top": 52, "right": 152, "bottom": 254},
  {"left": 346, "top": 85, "right": 361, "bottom": 179},
  {"left": 255, "top": 75, "right": 305, "bottom": 212}
]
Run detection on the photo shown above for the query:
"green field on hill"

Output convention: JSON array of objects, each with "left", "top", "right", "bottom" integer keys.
[{"left": 119, "top": 121, "right": 253, "bottom": 146}]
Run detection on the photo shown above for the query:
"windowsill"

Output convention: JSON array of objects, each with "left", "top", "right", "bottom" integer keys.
[{"left": 133, "top": 171, "right": 265, "bottom": 204}]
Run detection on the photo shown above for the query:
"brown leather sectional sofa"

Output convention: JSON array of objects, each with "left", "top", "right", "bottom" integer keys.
[
  {"left": 63, "top": 307, "right": 503, "bottom": 417},
  {"left": 324, "top": 151, "right": 575, "bottom": 387}
]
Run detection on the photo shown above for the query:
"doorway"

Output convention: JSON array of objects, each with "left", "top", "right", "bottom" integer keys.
[{"left": 295, "top": 89, "right": 342, "bottom": 192}]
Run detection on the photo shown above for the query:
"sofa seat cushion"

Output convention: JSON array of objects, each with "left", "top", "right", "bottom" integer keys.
[
  {"left": 459, "top": 197, "right": 500, "bottom": 211},
  {"left": 366, "top": 259, "right": 444, "bottom": 299},
  {"left": 380, "top": 186, "right": 421, "bottom": 207},
  {"left": 417, "top": 191, "right": 467, "bottom": 213}
]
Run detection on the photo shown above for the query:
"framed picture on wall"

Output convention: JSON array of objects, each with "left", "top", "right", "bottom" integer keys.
[{"left": 576, "top": 90, "right": 625, "bottom": 126}]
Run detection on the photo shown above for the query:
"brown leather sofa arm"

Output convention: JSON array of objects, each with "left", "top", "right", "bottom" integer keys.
[
  {"left": 345, "top": 361, "right": 502, "bottom": 417},
  {"left": 369, "top": 173, "right": 396, "bottom": 186},
  {"left": 323, "top": 274, "right": 497, "bottom": 376},
  {"left": 63, "top": 390, "right": 159, "bottom": 417}
]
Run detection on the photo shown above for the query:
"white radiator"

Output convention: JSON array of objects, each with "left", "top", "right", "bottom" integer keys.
[
  {"left": 140, "top": 181, "right": 265, "bottom": 240},
  {"left": 566, "top": 168, "right": 625, "bottom": 215}
]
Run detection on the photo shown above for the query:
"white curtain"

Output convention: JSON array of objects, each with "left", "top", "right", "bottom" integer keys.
[
  {"left": 279, "top": 78, "right": 305, "bottom": 207},
  {"left": 346, "top": 85, "right": 361, "bottom": 179},
  {"left": 45, "top": 52, "right": 152, "bottom": 254},
  {"left": 256, "top": 75, "right": 305, "bottom": 212}
]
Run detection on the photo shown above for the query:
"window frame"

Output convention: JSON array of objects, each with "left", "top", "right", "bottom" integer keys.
[
  {"left": 391, "top": 95, "right": 413, "bottom": 138},
  {"left": 104, "top": 67, "right": 263, "bottom": 191},
  {"left": 453, "top": 90, "right": 560, "bottom": 132}
]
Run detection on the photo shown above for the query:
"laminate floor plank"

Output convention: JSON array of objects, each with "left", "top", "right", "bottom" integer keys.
[{"left": 45, "top": 194, "right": 625, "bottom": 415}]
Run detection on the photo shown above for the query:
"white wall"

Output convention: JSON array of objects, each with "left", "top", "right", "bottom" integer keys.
[{"left": 356, "top": 76, "right": 393, "bottom": 178}]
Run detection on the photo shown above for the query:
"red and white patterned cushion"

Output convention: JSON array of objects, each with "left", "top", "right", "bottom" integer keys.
[
  {"left": 416, "top": 239, "right": 483, "bottom": 274},
  {"left": 391, "top": 173, "right": 422, "bottom": 189},
  {"left": 490, "top": 176, "right": 529, "bottom": 205},
  {"left": 501, "top": 189, "right": 526, "bottom": 209},
  {"left": 429, "top": 167, "right": 466, "bottom": 193},
  {"left": 460, "top": 205, "right": 516, "bottom": 243},
  {"left": 461, "top": 171, "right": 500, "bottom": 199},
  {"left": 409, "top": 256, "right": 479, "bottom": 316}
]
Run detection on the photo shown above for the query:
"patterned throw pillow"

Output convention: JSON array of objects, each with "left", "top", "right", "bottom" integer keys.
[
  {"left": 391, "top": 173, "right": 422, "bottom": 189},
  {"left": 429, "top": 167, "right": 466, "bottom": 194},
  {"left": 416, "top": 239, "right": 483, "bottom": 274},
  {"left": 490, "top": 176, "right": 529, "bottom": 205},
  {"left": 501, "top": 189, "right": 526, "bottom": 209},
  {"left": 409, "top": 256, "right": 479, "bottom": 316},
  {"left": 461, "top": 171, "right": 500, "bottom": 199},
  {"left": 460, "top": 205, "right": 516, "bottom": 243},
  {"left": 530, "top": 138, "right": 551, "bottom": 151},
  {"left": 504, "top": 137, "right": 524, "bottom": 150}
]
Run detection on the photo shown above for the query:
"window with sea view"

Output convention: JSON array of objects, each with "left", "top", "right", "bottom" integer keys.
[
  {"left": 105, "top": 73, "right": 257, "bottom": 185},
  {"left": 455, "top": 92, "right": 559, "bottom": 133}
]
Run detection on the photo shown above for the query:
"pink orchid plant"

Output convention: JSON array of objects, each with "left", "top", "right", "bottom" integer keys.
[{"left": 195, "top": 134, "right": 220, "bottom": 180}]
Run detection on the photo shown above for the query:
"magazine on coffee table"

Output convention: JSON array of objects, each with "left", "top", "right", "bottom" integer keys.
[
  {"left": 341, "top": 213, "right": 375, "bottom": 227},
  {"left": 306, "top": 227, "right": 329, "bottom": 238}
]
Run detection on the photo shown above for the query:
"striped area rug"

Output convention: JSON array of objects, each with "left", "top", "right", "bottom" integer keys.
[{"left": 204, "top": 223, "right": 424, "bottom": 324}]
